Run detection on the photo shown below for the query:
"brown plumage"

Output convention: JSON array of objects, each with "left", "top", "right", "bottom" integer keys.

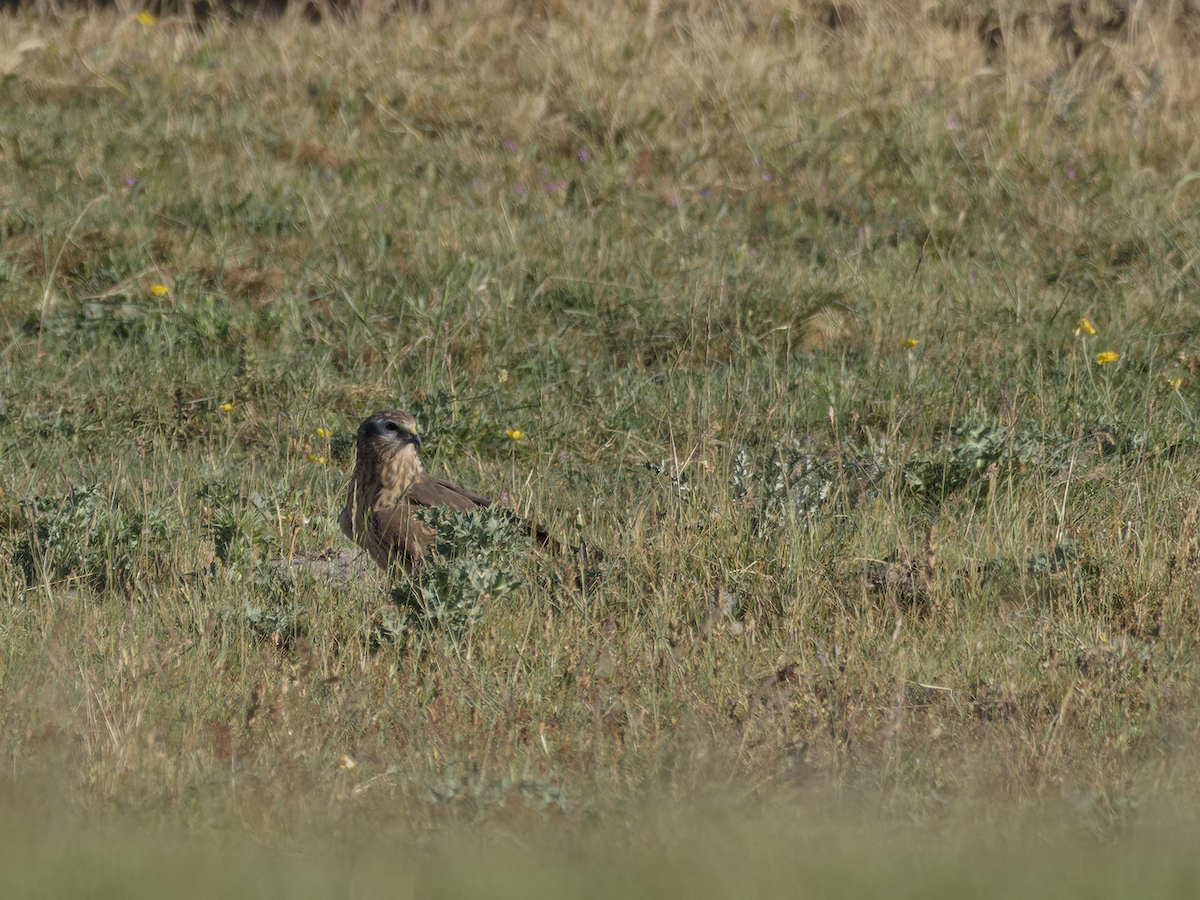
[{"left": 339, "top": 409, "right": 557, "bottom": 573}]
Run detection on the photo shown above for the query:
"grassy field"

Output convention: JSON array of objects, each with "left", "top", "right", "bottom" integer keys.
[{"left": 5, "top": 0, "right": 1200, "bottom": 890}]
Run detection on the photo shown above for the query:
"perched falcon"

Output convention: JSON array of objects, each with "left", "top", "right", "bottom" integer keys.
[{"left": 339, "top": 409, "right": 556, "bottom": 573}]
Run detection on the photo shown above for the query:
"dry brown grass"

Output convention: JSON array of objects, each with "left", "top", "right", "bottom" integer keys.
[{"left": 3, "top": 0, "right": 1200, "bottom": 854}]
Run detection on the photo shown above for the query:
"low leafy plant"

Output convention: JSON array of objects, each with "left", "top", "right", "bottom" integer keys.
[
  {"left": 387, "top": 506, "right": 531, "bottom": 643},
  {"left": 199, "top": 482, "right": 291, "bottom": 568},
  {"left": 901, "top": 420, "right": 1076, "bottom": 501},
  {"left": 720, "top": 440, "right": 879, "bottom": 533},
  {"left": 221, "top": 597, "right": 307, "bottom": 645},
  {"left": 218, "top": 562, "right": 308, "bottom": 645},
  {"left": 14, "top": 485, "right": 169, "bottom": 589},
  {"left": 902, "top": 421, "right": 1015, "bottom": 499},
  {"left": 755, "top": 439, "right": 883, "bottom": 527}
]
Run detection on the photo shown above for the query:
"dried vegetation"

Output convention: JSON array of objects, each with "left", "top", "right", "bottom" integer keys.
[{"left": 2, "top": 0, "right": 1200, "bottom": 847}]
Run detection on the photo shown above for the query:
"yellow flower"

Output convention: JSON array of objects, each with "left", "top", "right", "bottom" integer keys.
[
  {"left": 339, "top": 755, "right": 357, "bottom": 770},
  {"left": 506, "top": 429, "right": 524, "bottom": 440},
  {"left": 136, "top": 11, "right": 157, "bottom": 24},
  {"left": 1169, "top": 378, "right": 1183, "bottom": 391},
  {"left": 900, "top": 338, "right": 919, "bottom": 348},
  {"left": 317, "top": 427, "right": 329, "bottom": 438},
  {"left": 218, "top": 403, "right": 234, "bottom": 411},
  {"left": 1075, "top": 317, "right": 1096, "bottom": 336},
  {"left": 1095, "top": 351, "right": 1120, "bottom": 365},
  {"left": 307, "top": 454, "right": 326, "bottom": 464},
  {"left": 150, "top": 284, "right": 167, "bottom": 296}
]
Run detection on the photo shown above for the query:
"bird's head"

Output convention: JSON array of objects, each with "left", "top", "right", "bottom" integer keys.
[{"left": 357, "top": 409, "right": 423, "bottom": 459}]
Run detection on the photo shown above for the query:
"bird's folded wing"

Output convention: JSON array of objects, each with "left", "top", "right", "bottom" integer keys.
[
  {"left": 405, "top": 476, "right": 562, "bottom": 550},
  {"left": 395, "top": 475, "right": 598, "bottom": 562},
  {"left": 407, "top": 476, "right": 493, "bottom": 510},
  {"left": 360, "top": 478, "right": 491, "bottom": 571}
]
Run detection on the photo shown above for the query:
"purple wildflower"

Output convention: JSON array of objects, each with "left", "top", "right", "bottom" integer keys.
[{"left": 578, "top": 148, "right": 588, "bottom": 162}]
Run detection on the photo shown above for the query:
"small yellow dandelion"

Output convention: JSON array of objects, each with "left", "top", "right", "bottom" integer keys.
[
  {"left": 1169, "top": 378, "right": 1183, "bottom": 391},
  {"left": 150, "top": 284, "right": 168, "bottom": 296},
  {"left": 307, "top": 454, "right": 326, "bottom": 464},
  {"left": 506, "top": 429, "right": 524, "bottom": 440},
  {"left": 339, "top": 755, "right": 357, "bottom": 770},
  {"left": 1095, "top": 351, "right": 1120, "bottom": 365},
  {"left": 218, "top": 403, "right": 234, "bottom": 411},
  {"left": 317, "top": 427, "right": 328, "bottom": 438},
  {"left": 1075, "top": 317, "right": 1096, "bottom": 336},
  {"left": 900, "top": 338, "right": 919, "bottom": 348},
  {"left": 136, "top": 11, "right": 157, "bottom": 24}
]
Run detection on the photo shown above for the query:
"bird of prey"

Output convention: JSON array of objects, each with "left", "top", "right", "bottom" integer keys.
[{"left": 339, "top": 409, "right": 556, "bottom": 573}]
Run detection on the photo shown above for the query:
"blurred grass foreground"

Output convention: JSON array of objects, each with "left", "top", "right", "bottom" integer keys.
[
  {"left": 6, "top": 0, "right": 1200, "bottom": 892},
  {"left": 5, "top": 798, "right": 1200, "bottom": 899}
]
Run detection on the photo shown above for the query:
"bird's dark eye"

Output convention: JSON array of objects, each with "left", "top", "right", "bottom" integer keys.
[{"left": 385, "top": 422, "right": 400, "bottom": 432}]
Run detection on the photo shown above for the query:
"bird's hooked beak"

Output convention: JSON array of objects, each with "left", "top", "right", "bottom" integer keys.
[{"left": 370, "top": 415, "right": 422, "bottom": 448}]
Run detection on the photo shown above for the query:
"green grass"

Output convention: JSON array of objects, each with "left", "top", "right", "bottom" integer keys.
[{"left": 4, "top": 0, "right": 1200, "bottom": 883}]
